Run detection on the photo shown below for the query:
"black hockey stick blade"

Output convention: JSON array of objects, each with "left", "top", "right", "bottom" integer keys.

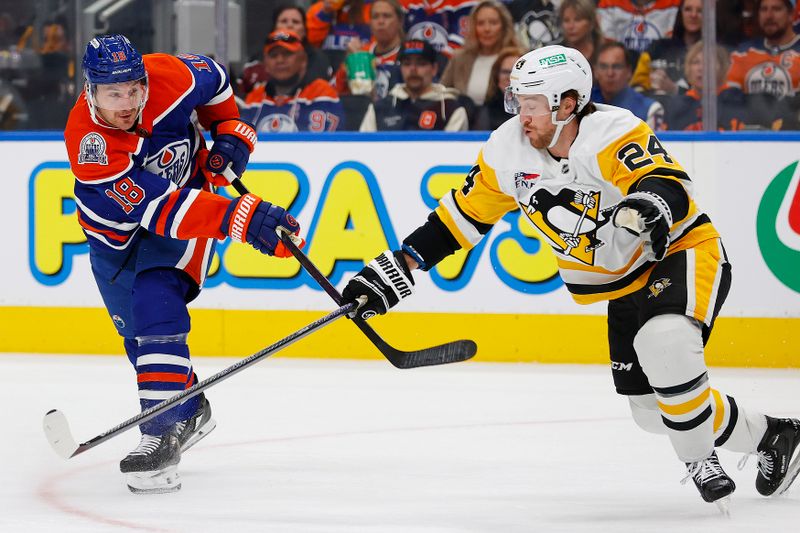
[
  {"left": 43, "top": 302, "right": 354, "bottom": 459},
  {"left": 278, "top": 231, "right": 477, "bottom": 369}
]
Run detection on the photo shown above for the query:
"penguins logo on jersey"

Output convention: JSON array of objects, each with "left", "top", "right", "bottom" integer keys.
[
  {"left": 517, "top": 10, "right": 560, "bottom": 50},
  {"left": 648, "top": 277, "right": 672, "bottom": 298},
  {"left": 144, "top": 140, "right": 192, "bottom": 186},
  {"left": 523, "top": 187, "right": 612, "bottom": 265}
]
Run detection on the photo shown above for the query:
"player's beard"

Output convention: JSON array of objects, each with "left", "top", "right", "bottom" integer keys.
[{"left": 527, "top": 126, "right": 555, "bottom": 149}]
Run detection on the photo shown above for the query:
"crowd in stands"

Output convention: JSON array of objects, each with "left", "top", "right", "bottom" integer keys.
[
  {"left": 234, "top": 0, "right": 800, "bottom": 133},
  {"left": 2, "top": 0, "right": 800, "bottom": 132},
  {"left": 0, "top": 12, "right": 74, "bottom": 130}
]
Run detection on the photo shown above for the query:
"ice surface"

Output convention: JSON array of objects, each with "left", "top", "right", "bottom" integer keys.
[{"left": 2, "top": 354, "right": 799, "bottom": 532}]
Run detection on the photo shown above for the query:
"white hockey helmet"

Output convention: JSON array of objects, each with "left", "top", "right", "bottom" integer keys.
[{"left": 505, "top": 45, "right": 592, "bottom": 115}]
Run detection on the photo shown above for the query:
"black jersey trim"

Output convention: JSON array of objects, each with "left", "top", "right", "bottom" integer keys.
[{"left": 565, "top": 259, "right": 655, "bottom": 296}]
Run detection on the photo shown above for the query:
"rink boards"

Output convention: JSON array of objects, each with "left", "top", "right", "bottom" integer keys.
[{"left": 1, "top": 131, "right": 798, "bottom": 366}]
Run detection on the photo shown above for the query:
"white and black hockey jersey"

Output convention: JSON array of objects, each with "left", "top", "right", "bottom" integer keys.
[{"left": 406, "top": 104, "right": 719, "bottom": 304}]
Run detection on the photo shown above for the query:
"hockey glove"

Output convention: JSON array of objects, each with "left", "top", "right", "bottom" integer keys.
[
  {"left": 612, "top": 191, "right": 672, "bottom": 261},
  {"left": 206, "top": 119, "right": 257, "bottom": 185},
  {"left": 342, "top": 250, "right": 415, "bottom": 320},
  {"left": 221, "top": 193, "right": 304, "bottom": 258}
]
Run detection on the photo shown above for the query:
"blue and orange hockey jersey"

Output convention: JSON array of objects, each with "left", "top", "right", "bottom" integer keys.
[
  {"left": 402, "top": 0, "right": 478, "bottom": 57},
  {"left": 241, "top": 78, "right": 345, "bottom": 132},
  {"left": 64, "top": 53, "right": 240, "bottom": 285}
]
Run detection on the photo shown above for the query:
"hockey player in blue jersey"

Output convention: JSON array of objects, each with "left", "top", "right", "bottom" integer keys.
[{"left": 65, "top": 35, "right": 304, "bottom": 493}]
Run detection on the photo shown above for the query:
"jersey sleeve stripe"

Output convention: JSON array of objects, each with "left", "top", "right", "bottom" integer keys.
[
  {"left": 77, "top": 213, "right": 129, "bottom": 242},
  {"left": 139, "top": 184, "right": 178, "bottom": 229},
  {"left": 170, "top": 188, "right": 200, "bottom": 238},
  {"left": 73, "top": 157, "right": 135, "bottom": 185},
  {"left": 154, "top": 191, "right": 182, "bottom": 235},
  {"left": 74, "top": 196, "right": 139, "bottom": 230},
  {"left": 206, "top": 84, "right": 233, "bottom": 106}
]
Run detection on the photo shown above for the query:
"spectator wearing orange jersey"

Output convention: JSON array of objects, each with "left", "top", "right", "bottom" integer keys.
[
  {"left": 307, "top": 0, "right": 373, "bottom": 71},
  {"left": 726, "top": 0, "right": 800, "bottom": 101},
  {"left": 242, "top": 30, "right": 344, "bottom": 132},
  {"left": 597, "top": 0, "right": 681, "bottom": 54}
]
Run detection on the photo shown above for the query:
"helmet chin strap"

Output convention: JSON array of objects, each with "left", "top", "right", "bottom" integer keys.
[{"left": 547, "top": 111, "right": 576, "bottom": 149}]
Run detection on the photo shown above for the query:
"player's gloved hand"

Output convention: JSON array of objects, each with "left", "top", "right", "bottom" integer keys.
[
  {"left": 342, "top": 250, "right": 415, "bottom": 320},
  {"left": 221, "top": 193, "right": 304, "bottom": 258},
  {"left": 612, "top": 192, "right": 672, "bottom": 261},
  {"left": 206, "top": 119, "right": 257, "bottom": 186}
]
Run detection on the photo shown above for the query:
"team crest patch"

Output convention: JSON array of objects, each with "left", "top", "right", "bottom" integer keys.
[
  {"left": 78, "top": 132, "right": 108, "bottom": 165},
  {"left": 112, "top": 314, "right": 126, "bottom": 329},
  {"left": 648, "top": 278, "right": 671, "bottom": 298}
]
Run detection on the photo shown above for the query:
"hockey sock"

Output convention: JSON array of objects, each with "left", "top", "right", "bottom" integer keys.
[
  {"left": 629, "top": 391, "right": 767, "bottom": 453},
  {"left": 135, "top": 333, "right": 199, "bottom": 435},
  {"left": 634, "top": 314, "right": 713, "bottom": 462}
]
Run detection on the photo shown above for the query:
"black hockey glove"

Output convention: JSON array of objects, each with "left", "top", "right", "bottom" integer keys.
[
  {"left": 612, "top": 191, "right": 672, "bottom": 261},
  {"left": 342, "top": 250, "right": 415, "bottom": 320}
]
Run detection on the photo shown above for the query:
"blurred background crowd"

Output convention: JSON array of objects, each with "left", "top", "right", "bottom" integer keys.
[{"left": 1, "top": 0, "right": 798, "bottom": 132}]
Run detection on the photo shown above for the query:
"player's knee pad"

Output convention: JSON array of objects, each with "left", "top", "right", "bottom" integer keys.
[
  {"left": 628, "top": 394, "right": 667, "bottom": 435},
  {"left": 633, "top": 314, "right": 705, "bottom": 388}
]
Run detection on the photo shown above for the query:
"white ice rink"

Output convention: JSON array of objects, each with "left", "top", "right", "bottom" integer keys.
[{"left": 2, "top": 353, "right": 799, "bottom": 533}]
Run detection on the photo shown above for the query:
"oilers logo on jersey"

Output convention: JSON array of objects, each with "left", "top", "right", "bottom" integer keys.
[
  {"left": 258, "top": 114, "right": 299, "bottom": 133},
  {"left": 621, "top": 20, "right": 664, "bottom": 53},
  {"left": 144, "top": 140, "right": 192, "bottom": 186},
  {"left": 522, "top": 188, "right": 611, "bottom": 265},
  {"left": 78, "top": 132, "right": 109, "bottom": 165},
  {"left": 745, "top": 62, "right": 795, "bottom": 98},
  {"left": 407, "top": 22, "right": 451, "bottom": 53}
]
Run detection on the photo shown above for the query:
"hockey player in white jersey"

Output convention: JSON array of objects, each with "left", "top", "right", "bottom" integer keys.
[{"left": 341, "top": 45, "right": 800, "bottom": 509}]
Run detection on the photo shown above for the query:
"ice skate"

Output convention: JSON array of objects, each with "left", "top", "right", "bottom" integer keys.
[
  {"left": 754, "top": 416, "right": 800, "bottom": 496},
  {"left": 174, "top": 393, "right": 216, "bottom": 453},
  {"left": 682, "top": 451, "right": 735, "bottom": 515},
  {"left": 120, "top": 433, "right": 181, "bottom": 494}
]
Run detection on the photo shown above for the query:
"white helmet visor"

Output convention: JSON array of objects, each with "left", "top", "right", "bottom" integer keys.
[
  {"left": 504, "top": 88, "right": 552, "bottom": 116},
  {"left": 89, "top": 78, "right": 148, "bottom": 111}
]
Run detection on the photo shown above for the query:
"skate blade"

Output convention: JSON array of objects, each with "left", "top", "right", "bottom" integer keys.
[
  {"left": 714, "top": 496, "right": 731, "bottom": 518},
  {"left": 180, "top": 418, "right": 217, "bottom": 453},
  {"left": 126, "top": 465, "right": 181, "bottom": 495},
  {"left": 776, "top": 450, "right": 800, "bottom": 496}
]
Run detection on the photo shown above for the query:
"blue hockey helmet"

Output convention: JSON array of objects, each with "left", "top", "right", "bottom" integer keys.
[{"left": 82, "top": 34, "right": 145, "bottom": 84}]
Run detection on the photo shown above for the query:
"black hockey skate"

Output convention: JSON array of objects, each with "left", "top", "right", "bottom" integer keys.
[
  {"left": 120, "top": 433, "right": 181, "bottom": 494},
  {"left": 683, "top": 451, "right": 736, "bottom": 513},
  {"left": 755, "top": 416, "right": 800, "bottom": 497},
  {"left": 174, "top": 393, "right": 216, "bottom": 453}
]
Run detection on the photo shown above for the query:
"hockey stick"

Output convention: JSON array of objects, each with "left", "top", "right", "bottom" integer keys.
[
  {"left": 228, "top": 174, "right": 476, "bottom": 368},
  {"left": 276, "top": 233, "right": 477, "bottom": 369},
  {"left": 43, "top": 302, "right": 355, "bottom": 459}
]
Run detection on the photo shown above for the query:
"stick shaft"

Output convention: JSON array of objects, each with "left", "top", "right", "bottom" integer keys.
[{"left": 69, "top": 302, "right": 354, "bottom": 457}]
